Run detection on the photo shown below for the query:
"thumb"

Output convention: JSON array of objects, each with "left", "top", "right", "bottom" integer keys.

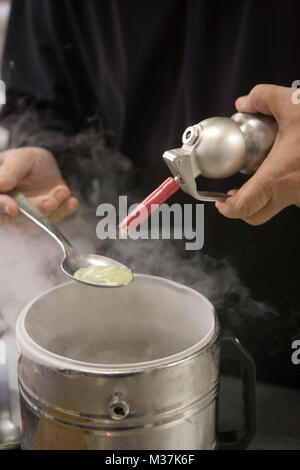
[
  {"left": 0, "top": 149, "right": 33, "bottom": 192},
  {"left": 235, "top": 84, "right": 292, "bottom": 120}
]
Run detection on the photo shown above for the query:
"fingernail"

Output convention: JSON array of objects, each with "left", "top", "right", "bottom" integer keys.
[
  {"left": 42, "top": 201, "right": 53, "bottom": 211},
  {"left": 4, "top": 205, "right": 13, "bottom": 215},
  {"left": 215, "top": 200, "right": 225, "bottom": 207},
  {"left": 237, "top": 96, "right": 247, "bottom": 107},
  {"left": 66, "top": 201, "right": 76, "bottom": 210},
  {"left": 55, "top": 190, "right": 68, "bottom": 203}
]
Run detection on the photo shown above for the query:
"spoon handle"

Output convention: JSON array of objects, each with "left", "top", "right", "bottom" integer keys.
[{"left": 10, "top": 191, "right": 75, "bottom": 256}]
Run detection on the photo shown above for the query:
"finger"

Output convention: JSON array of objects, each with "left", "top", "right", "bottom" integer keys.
[
  {"left": 227, "top": 189, "right": 239, "bottom": 197},
  {"left": 32, "top": 184, "right": 75, "bottom": 215},
  {"left": 215, "top": 174, "right": 273, "bottom": 219},
  {"left": 235, "top": 84, "right": 293, "bottom": 120},
  {"left": 27, "top": 185, "right": 71, "bottom": 216},
  {"left": 50, "top": 197, "right": 79, "bottom": 223},
  {"left": 48, "top": 184, "right": 71, "bottom": 205},
  {"left": 0, "top": 194, "right": 19, "bottom": 216},
  {"left": 28, "top": 195, "right": 59, "bottom": 217},
  {"left": 0, "top": 149, "right": 33, "bottom": 191},
  {"left": 242, "top": 198, "right": 286, "bottom": 225}
]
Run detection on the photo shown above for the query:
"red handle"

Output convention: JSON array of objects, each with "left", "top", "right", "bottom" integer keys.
[{"left": 118, "top": 177, "right": 180, "bottom": 234}]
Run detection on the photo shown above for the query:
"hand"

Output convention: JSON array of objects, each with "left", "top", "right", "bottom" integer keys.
[
  {"left": 0, "top": 146, "right": 79, "bottom": 223},
  {"left": 215, "top": 84, "right": 300, "bottom": 225}
]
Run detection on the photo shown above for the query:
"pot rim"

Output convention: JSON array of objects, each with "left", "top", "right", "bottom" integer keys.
[{"left": 16, "top": 274, "right": 217, "bottom": 374}]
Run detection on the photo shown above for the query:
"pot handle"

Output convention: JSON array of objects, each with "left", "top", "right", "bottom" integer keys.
[{"left": 217, "top": 336, "right": 256, "bottom": 450}]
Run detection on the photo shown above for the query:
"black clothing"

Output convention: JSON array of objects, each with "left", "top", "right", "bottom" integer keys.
[{"left": 1, "top": 0, "right": 300, "bottom": 387}]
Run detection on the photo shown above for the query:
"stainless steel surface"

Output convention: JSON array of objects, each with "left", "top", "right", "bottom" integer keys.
[
  {"left": 163, "top": 112, "right": 277, "bottom": 202},
  {"left": 107, "top": 393, "right": 130, "bottom": 420},
  {"left": 16, "top": 275, "right": 220, "bottom": 450},
  {"left": 164, "top": 149, "right": 230, "bottom": 202},
  {"left": 231, "top": 112, "right": 278, "bottom": 174},
  {"left": 10, "top": 191, "right": 133, "bottom": 287},
  {"left": 0, "top": 330, "right": 21, "bottom": 449}
]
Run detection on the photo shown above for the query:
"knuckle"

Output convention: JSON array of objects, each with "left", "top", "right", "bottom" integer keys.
[
  {"left": 19, "top": 147, "right": 34, "bottom": 163},
  {"left": 18, "top": 146, "right": 55, "bottom": 165},
  {"left": 36, "top": 199, "right": 56, "bottom": 216},
  {"left": 0, "top": 173, "right": 17, "bottom": 186},
  {"left": 233, "top": 197, "right": 253, "bottom": 218},
  {"left": 273, "top": 175, "right": 296, "bottom": 206},
  {"left": 244, "top": 216, "right": 262, "bottom": 226},
  {"left": 249, "top": 84, "right": 270, "bottom": 106},
  {"left": 32, "top": 147, "right": 55, "bottom": 160}
]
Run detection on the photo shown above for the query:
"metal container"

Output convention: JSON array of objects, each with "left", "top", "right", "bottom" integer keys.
[
  {"left": 0, "top": 323, "right": 21, "bottom": 450},
  {"left": 16, "top": 275, "right": 255, "bottom": 450},
  {"left": 163, "top": 112, "right": 278, "bottom": 201}
]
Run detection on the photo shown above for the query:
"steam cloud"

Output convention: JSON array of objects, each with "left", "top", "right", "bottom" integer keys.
[
  {"left": 0, "top": 106, "right": 279, "bottom": 350},
  {"left": 0, "top": 211, "right": 278, "bottom": 346}
]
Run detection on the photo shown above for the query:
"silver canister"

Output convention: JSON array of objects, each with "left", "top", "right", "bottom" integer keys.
[
  {"left": 16, "top": 275, "right": 255, "bottom": 450},
  {"left": 163, "top": 112, "right": 278, "bottom": 201}
]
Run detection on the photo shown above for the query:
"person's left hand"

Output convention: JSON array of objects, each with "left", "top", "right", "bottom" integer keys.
[{"left": 215, "top": 84, "right": 300, "bottom": 225}]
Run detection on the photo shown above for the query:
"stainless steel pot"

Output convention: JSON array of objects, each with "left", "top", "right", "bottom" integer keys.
[
  {"left": 16, "top": 274, "right": 255, "bottom": 450},
  {"left": 0, "top": 326, "right": 21, "bottom": 450}
]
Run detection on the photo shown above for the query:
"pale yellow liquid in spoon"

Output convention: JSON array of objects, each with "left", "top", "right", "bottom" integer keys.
[{"left": 74, "top": 265, "right": 133, "bottom": 286}]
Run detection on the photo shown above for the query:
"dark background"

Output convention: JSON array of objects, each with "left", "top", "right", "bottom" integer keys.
[{"left": 1, "top": 0, "right": 300, "bottom": 387}]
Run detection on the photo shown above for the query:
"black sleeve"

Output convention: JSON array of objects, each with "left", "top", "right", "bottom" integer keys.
[
  {"left": 0, "top": 0, "right": 133, "bottom": 201},
  {"left": 2, "top": 0, "right": 94, "bottom": 120}
]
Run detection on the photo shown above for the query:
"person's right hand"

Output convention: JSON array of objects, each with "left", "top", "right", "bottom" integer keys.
[{"left": 0, "top": 146, "right": 79, "bottom": 223}]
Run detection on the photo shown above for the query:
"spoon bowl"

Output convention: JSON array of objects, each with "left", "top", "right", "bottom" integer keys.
[
  {"left": 11, "top": 191, "right": 133, "bottom": 288},
  {"left": 61, "top": 252, "right": 133, "bottom": 287}
]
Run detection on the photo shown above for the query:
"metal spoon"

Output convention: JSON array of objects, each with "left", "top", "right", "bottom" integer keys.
[{"left": 10, "top": 191, "right": 133, "bottom": 288}]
